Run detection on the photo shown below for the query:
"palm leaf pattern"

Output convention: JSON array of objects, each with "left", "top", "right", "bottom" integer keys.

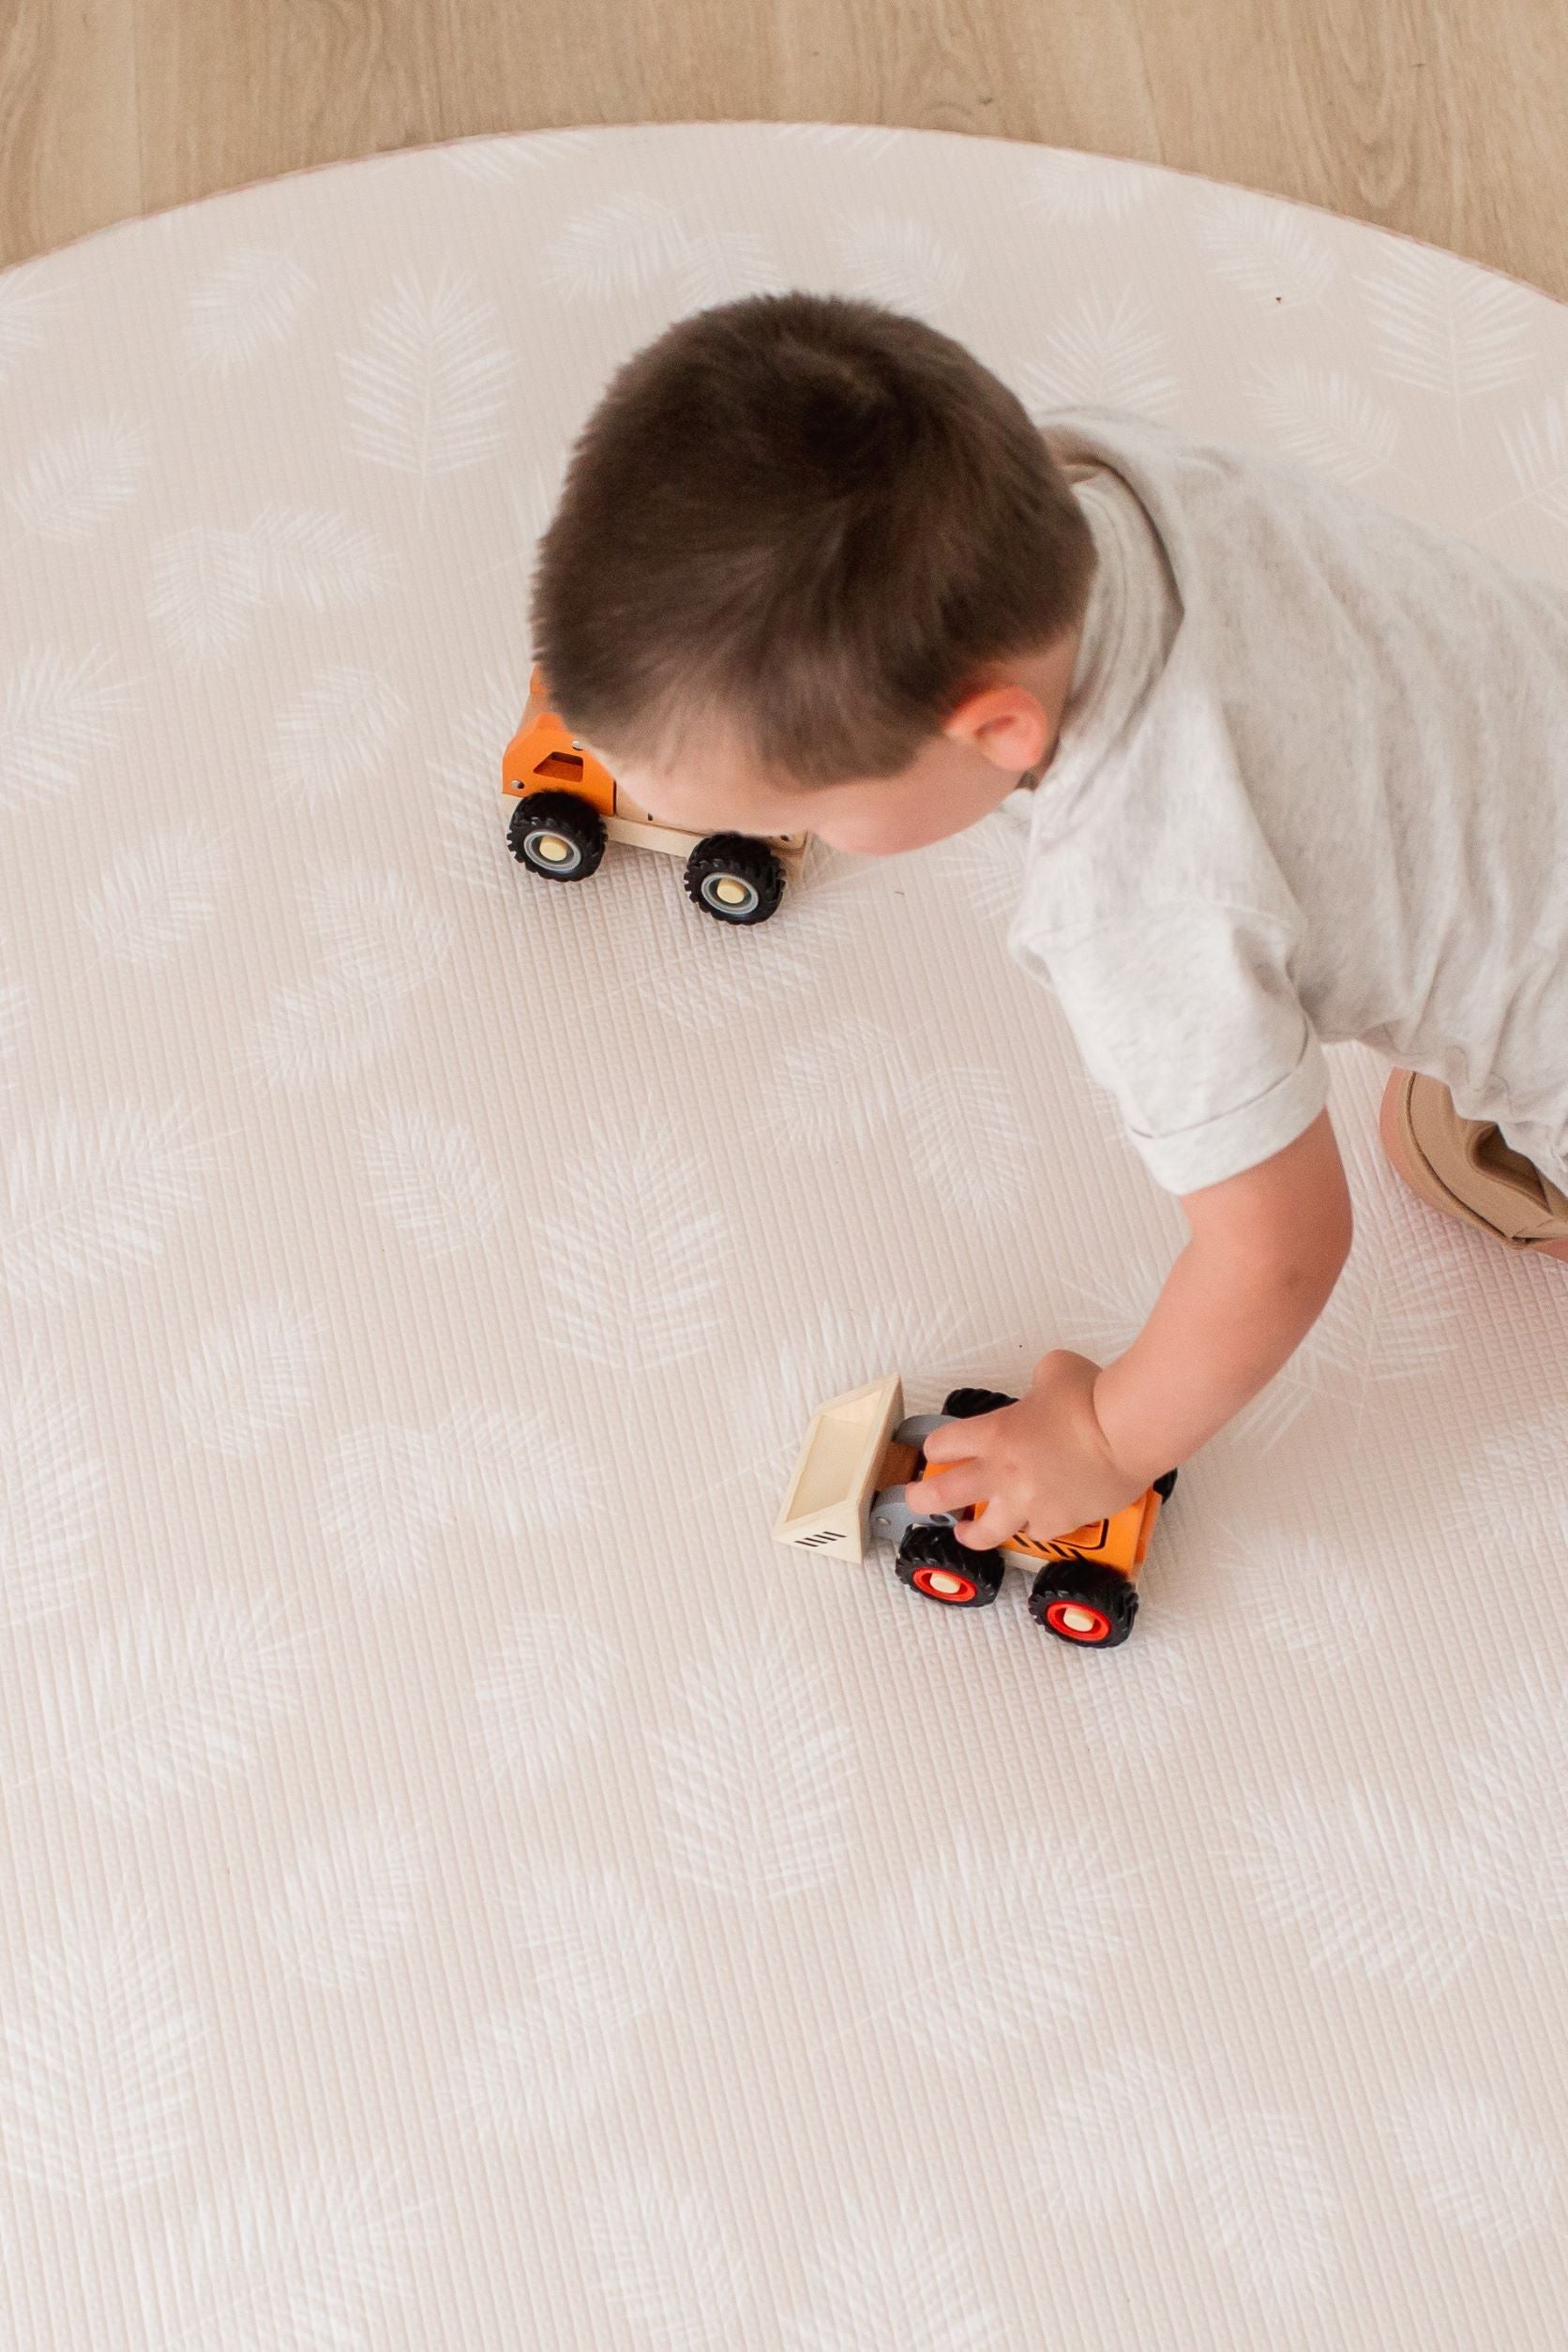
[
  {"left": 584, "top": 2164, "right": 752, "bottom": 2347},
  {"left": 1018, "top": 143, "right": 1157, "bottom": 228},
  {"left": 0, "top": 1099, "right": 216, "bottom": 1304},
  {"left": 1233, "top": 1781, "right": 1485, "bottom": 1990},
  {"left": 1498, "top": 389, "right": 1568, "bottom": 535},
  {"left": 853, "top": 1821, "right": 1141, "bottom": 2066},
  {"left": 0, "top": 642, "right": 136, "bottom": 812},
  {"left": 76, "top": 822, "right": 231, "bottom": 970},
  {"left": 247, "top": 963, "right": 412, "bottom": 1088},
  {"left": 1451, "top": 1665, "right": 1568, "bottom": 1936},
  {"left": 0, "top": 1890, "right": 207, "bottom": 2197},
  {"left": 1461, "top": 1404, "right": 1568, "bottom": 1552},
  {"left": 357, "top": 1104, "right": 508, "bottom": 1256},
  {"left": 340, "top": 262, "right": 513, "bottom": 521},
  {"left": 262, "top": 1806, "right": 430, "bottom": 1990},
  {"left": 181, "top": 245, "right": 315, "bottom": 374},
  {"left": 1194, "top": 181, "right": 1340, "bottom": 310},
  {"left": 1357, "top": 242, "right": 1536, "bottom": 415},
  {"left": 472, "top": 1607, "right": 618, "bottom": 1792},
  {"left": 33, "top": 1590, "right": 316, "bottom": 1820},
  {"left": 266, "top": 665, "right": 408, "bottom": 808},
  {"left": 1030, "top": 2050, "right": 1337, "bottom": 2327},
  {"left": 652, "top": 1627, "right": 855, "bottom": 1902},
  {"left": 0, "top": 1356, "right": 111, "bottom": 1627},
  {"left": 445, "top": 1863, "right": 679, "bottom": 2146},
  {"left": 837, "top": 210, "right": 968, "bottom": 314},
  {"left": 0, "top": 963, "right": 25, "bottom": 1067},
  {"left": 535, "top": 189, "right": 699, "bottom": 303},
  {"left": 782, "top": 2180, "right": 1003, "bottom": 2350},
  {"left": 297, "top": 859, "right": 453, "bottom": 998},
  {"left": 535, "top": 1112, "right": 731, "bottom": 1374},
  {"left": 7, "top": 415, "right": 145, "bottom": 545},
  {"left": 146, "top": 524, "right": 265, "bottom": 660},
  {"left": 319, "top": 1400, "right": 597, "bottom": 1594},
  {"left": 1382, "top": 2087, "right": 1562, "bottom": 2250},
  {"left": 123, "top": 2156, "right": 430, "bottom": 2346},
  {"left": 1250, "top": 364, "right": 1404, "bottom": 484},
  {"left": 250, "top": 504, "right": 398, "bottom": 608},
  {"left": 1016, "top": 279, "right": 1183, "bottom": 418},
  {"left": 164, "top": 1296, "right": 324, "bottom": 1457}
]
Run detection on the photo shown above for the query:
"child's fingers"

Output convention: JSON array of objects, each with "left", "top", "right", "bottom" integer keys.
[
  {"left": 912, "top": 1461, "right": 985, "bottom": 1515},
  {"left": 956, "top": 1498, "right": 1024, "bottom": 1547},
  {"left": 922, "top": 1420, "right": 991, "bottom": 1464}
]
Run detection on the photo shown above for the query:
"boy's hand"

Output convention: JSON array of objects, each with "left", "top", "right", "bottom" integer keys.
[{"left": 910, "top": 1350, "right": 1151, "bottom": 1549}]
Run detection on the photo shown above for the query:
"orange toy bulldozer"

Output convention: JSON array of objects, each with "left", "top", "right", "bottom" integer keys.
[
  {"left": 774, "top": 1374, "right": 1177, "bottom": 1648},
  {"left": 502, "top": 663, "right": 808, "bottom": 927}
]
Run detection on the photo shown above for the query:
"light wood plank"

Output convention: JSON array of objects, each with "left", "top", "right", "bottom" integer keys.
[
  {"left": 0, "top": 0, "right": 140, "bottom": 266},
  {"left": 2, "top": 0, "right": 1565, "bottom": 301}
]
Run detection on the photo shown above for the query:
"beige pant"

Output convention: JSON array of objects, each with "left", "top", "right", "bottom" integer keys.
[{"left": 1380, "top": 1068, "right": 1568, "bottom": 1258}]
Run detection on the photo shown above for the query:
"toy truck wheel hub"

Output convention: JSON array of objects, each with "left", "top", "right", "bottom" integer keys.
[
  {"left": 532, "top": 833, "right": 577, "bottom": 867},
  {"left": 913, "top": 1565, "right": 975, "bottom": 1603},
  {"left": 1046, "top": 1600, "right": 1109, "bottom": 1641},
  {"left": 703, "top": 873, "right": 757, "bottom": 912}
]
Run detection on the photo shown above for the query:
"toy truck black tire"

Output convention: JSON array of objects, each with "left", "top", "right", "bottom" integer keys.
[
  {"left": 897, "top": 1523, "right": 1005, "bottom": 1608},
  {"left": 683, "top": 835, "right": 785, "bottom": 925},
  {"left": 1028, "top": 1560, "right": 1138, "bottom": 1648},
  {"left": 509, "top": 790, "right": 607, "bottom": 881},
  {"left": 941, "top": 1387, "right": 1017, "bottom": 1418}
]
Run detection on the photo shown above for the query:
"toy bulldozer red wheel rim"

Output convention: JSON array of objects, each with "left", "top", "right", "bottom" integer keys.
[
  {"left": 912, "top": 1562, "right": 978, "bottom": 1605},
  {"left": 1043, "top": 1597, "right": 1112, "bottom": 1643}
]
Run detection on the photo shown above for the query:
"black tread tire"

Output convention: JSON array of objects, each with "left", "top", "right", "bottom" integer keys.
[
  {"left": 1028, "top": 1560, "right": 1138, "bottom": 1648},
  {"left": 897, "top": 1523, "right": 1005, "bottom": 1608},
  {"left": 941, "top": 1387, "right": 1017, "bottom": 1418},
  {"left": 683, "top": 834, "right": 785, "bottom": 925},
  {"left": 509, "top": 790, "right": 606, "bottom": 881}
]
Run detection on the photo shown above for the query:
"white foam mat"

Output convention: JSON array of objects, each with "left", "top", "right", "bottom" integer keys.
[{"left": 1, "top": 121, "right": 1565, "bottom": 2349}]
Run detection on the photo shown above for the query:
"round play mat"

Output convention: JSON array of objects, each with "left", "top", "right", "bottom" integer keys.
[{"left": 1, "top": 120, "right": 1565, "bottom": 2349}]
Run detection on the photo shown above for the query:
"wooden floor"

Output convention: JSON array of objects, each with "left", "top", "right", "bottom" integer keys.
[{"left": 2, "top": 0, "right": 1567, "bottom": 302}]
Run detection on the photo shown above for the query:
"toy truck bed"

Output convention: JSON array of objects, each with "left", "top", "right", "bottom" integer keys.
[{"left": 771, "top": 1374, "right": 912, "bottom": 1564}]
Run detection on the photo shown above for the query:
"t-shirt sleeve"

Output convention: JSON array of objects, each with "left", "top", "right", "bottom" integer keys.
[{"left": 1022, "top": 900, "right": 1331, "bottom": 1195}]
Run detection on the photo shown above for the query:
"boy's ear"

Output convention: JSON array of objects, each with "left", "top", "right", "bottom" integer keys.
[
  {"left": 941, "top": 686, "right": 992, "bottom": 749},
  {"left": 945, "top": 682, "right": 1049, "bottom": 768}
]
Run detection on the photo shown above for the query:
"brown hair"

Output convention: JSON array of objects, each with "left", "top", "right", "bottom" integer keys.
[{"left": 527, "top": 292, "right": 1097, "bottom": 792}]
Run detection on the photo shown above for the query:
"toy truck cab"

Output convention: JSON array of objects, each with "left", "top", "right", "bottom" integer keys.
[
  {"left": 502, "top": 663, "right": 808, "bottom": 926},
  {"left": 774, "top": 1373, "right": 1177, "bottom": 1648}
]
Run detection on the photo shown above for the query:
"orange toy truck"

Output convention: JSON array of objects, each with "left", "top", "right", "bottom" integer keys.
[
  {"left": 502, "top": 663, "right": 808, "bottom": 926},
  {"left": 774, "top": 1375, "right": 1177, "bottom": 1648}
]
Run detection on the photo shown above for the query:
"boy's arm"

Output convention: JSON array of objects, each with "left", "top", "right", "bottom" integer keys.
[
  {"left": 916, "top": 1108, "right": 1353, "bottom": 1545},
  {"left": 1092, "top": 1108, "right": 1354, "bottom": 1487}
]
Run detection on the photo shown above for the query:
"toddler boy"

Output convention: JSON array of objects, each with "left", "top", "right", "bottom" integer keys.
[{"left": 532, "top": 294, "right": 1568, "bottom": 1551}]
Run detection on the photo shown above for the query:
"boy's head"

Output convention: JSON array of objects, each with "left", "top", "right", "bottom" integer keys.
[{"left": 527, "top": 292, "right": 1097, "bottom": 856}]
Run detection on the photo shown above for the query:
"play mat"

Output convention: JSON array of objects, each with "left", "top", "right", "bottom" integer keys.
[{"left": 1, "top": 119, "right": 1565, "bottom": 2348}]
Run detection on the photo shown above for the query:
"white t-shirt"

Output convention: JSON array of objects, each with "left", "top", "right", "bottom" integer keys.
[{"left": 1000, "top": 403, "right": 1568, "bottom": 1198}]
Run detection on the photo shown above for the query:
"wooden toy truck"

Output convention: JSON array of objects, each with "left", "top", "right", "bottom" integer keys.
[
  {"left": 774, "top": 1375, "right": 1177, "bottom": 1647},
  {"left": 502, "top": 663, "right": 809, "bottom": 925}
]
